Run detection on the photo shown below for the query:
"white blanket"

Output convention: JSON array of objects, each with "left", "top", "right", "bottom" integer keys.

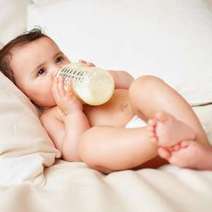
[{"left": 0, "top": 160, "right": 211, "bottom": 212}]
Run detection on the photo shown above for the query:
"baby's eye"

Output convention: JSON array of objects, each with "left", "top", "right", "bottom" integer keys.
[
  {"left": 55, "top": 56, "right": 64, "bottom": 64},
  {"left": 37, "top": 68, "right": 46, "bottom": 76}
]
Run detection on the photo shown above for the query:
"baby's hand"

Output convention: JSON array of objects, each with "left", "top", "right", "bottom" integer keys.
[
  {"left": 78, "top": 59, "right": 95, "bottom": 67},
  {"left": 52, "top": 76, "right": 83, "bottom": 115}
]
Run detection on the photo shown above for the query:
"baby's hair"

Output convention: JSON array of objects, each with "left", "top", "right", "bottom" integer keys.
[{"left": 0, "top": 28, "right": 49, "bottom": 83}]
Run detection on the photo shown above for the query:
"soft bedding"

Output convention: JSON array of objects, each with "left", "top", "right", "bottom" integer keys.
[
  {"left": 0, "top": 73, "right": 60, "bottom": 185},
  {"left": 1, "top": 160, "right": 212, "bottom": 212},
  {"left": 0, "top": 72, "right": 212, "bottom": 212},
  {"left": 0, "top": 0, "right": 28, "bottom": 44}
]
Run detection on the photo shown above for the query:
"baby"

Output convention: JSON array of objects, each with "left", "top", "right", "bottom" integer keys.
[{"left": 0, "top": 28, "right": 210, "bottom": 173}]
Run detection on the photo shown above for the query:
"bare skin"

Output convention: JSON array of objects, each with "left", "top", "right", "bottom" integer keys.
[
  {"left": 148, "top": 112, "right": 196, "bottom": 147},
  {"left": 148, "top": 112, "right": 212, "bottom": 170},
  {"left": 8, "top": 36, "right": 209, "bottom": 173}
]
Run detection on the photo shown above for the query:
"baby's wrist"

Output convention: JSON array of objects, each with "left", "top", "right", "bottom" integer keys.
[
  {"left": 65, "top": 107, "right": 83, "bottom": 116},
  {"left": 57, "top": 105, "right": 82, "bottom": 118},
  {"left": 64, "top": 110, "right": 86, "bottom": 124}
]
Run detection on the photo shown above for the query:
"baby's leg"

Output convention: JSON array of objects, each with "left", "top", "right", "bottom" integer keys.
[
  {"left": 79, "top": 126, "right": 160, "bottom": 172},
  {"left": 158, "top": 140, "right": 212, "bottom": 170},
  {"left": 129, "top": 75, "right": 209, "bottom": 146}
]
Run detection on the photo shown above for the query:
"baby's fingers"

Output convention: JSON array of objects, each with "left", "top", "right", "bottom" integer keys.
[
  {"left": 78, "top": 59, "right": 95, "bottom": 67},
  {"left": 65, "top": 83, "right": 74, "bottom": 97},
  {"left": 52, "top": 76, "right": 66, "bottom": 103},
  {"left": 52, "top": 77, "right": 60, "bottom": 101},
  {"left": 57, "top": 76, "right": 66, "bottom": 97}
]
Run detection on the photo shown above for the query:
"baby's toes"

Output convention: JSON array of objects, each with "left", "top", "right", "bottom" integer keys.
[
  {"left": 147, "top": 119, "right": 158, "bottom": 143},
  {"left": 147, "top": 125, "right": 155, "bottom": 138},
  {"left": 168, "top": 156, "right": 188, "bottom": 167},
  {"left": 179, "top": 140, "right": 192, "bottom": 148},
  {"left": 148, "top": 130, "right": 157, "bottom": 142},
  {"left": 171, "top": 143, "right": 181, "bottom": 151},
  {"left": 150, "top": 135, "right": 157, "bottom": 143},
  {"left": 148, "top": 118, "right": 157, "bottom": 133},
  {"left": 147, "top": 127, "right": 158, "bottom": 143},
  {"left": 158, "top": 147, "right": 171, "bottom": 160},
  {"left": 147, "top": 124, "right": 154, "bottom": 132},
  {"left": 148, "top": 118, "right": 157, "bottom": 128},
  {"left": 168, "top": 148, "right": 196, "bottom": 168}
]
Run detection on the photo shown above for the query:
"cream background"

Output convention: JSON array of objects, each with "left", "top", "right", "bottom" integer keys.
[{"left": 28, "top": 0, "right": 212, "bottom": 105}]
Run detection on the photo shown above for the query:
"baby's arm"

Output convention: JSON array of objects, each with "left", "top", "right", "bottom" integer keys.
[
  {"left": 108, "top": 70, "right": 134, "bottom": 89},
  {"left": 62, "top": 111, "right": 90, "bottom": 161},
  {"left": 49, "top": 76, "right": 90, "bottom": 161},
  {"left": 41, "top": 109, "right": 89, "bottom": 161},
  {"left": 78, "top": 60, "right": 134, "bottom": 89}
]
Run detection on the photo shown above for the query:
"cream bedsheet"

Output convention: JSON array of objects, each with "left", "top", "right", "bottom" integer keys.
[
  {"left": 0, "top": 105, "right": 212, "bottom": 212},
  {"left": 1, "top": 160, "right": 212, "bottom": 212},
  {"left": 0, "top": 71, "right": 212, "bottom": 212},
  {"left": 2, "top": 161, "right": 212, "bottom": 212}
]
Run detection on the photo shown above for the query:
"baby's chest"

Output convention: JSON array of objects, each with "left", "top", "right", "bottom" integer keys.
[{"left": 84, "top": 89, "right": 134, "bottom": 127}]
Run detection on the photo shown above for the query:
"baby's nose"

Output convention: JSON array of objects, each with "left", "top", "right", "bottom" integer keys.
[
  {"left": 52, "top": 68, "right": 59, "bottom": 78},
  {"left": 53, "top": 71, "right": 58, "bottom": 77}
]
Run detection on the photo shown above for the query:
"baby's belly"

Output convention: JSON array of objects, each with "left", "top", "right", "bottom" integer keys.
[{"left": 83, "top": 89, "right": 135, "bottom": 127}]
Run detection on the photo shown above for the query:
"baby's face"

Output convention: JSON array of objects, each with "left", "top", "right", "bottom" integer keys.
[{"left": 10, "top": 37, "right": 70, "bottom": 107}]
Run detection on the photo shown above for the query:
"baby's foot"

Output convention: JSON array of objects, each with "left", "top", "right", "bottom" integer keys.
[
  {"left": 147, "top": 118, "right": 158, "bottom": 143},
  {"left": 154, "top": 112, "right": 196, "bottom": 147},
  {"left": 158, "top": 141, "right": 212, "bottom": 170}
]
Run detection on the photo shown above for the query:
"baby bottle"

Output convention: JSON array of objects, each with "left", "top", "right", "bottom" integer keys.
[{"left": 57, "top": 62, "right": 115, "bottom": 105}]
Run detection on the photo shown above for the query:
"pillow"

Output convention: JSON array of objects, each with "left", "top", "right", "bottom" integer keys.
[
  {"left": 30, "top": 0, "right": 58, "bottom": 5},
  {"left": 0, "top": 73, "right": 60, "bottom": 185},
  {"left": 0, "top": 0, "right": 28, "bottom": 44},
  {"left": 27, "top": 0, "right": 212, "bottom": 105}
]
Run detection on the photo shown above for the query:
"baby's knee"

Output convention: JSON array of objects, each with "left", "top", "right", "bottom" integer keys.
[
  {"left": 129, "top": 75, "right": 165, "bottom": 109},
  {"left": 130, "top": 75, "right": 163, "bottom": 89},
  {"left": 129, "top": 75, "right": 164, "bottom": 96}
]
